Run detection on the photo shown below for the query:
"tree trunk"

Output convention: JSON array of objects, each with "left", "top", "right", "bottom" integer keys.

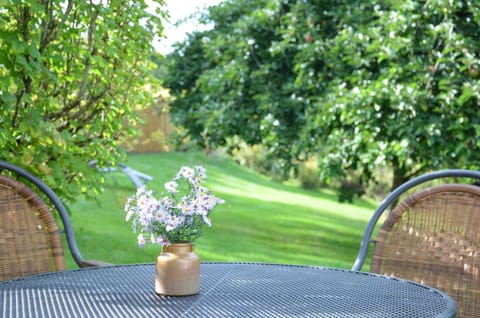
[
  {"left": 391, "top": 158, "right": 409, "bottom": 192},
  {"left": 387, "top": 157, "right": 411, "bottom": 210}
]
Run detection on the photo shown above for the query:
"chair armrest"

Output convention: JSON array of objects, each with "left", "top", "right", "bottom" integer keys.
[{"left": 80, "top": 259, "right": 113, "bottom": 267}]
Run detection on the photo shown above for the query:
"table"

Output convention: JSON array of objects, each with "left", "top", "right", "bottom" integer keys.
[{"left": 0, "top": 263, "right": 457, "bottom": 317}]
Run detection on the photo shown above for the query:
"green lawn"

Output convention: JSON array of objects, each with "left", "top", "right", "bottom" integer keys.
[{"left": 66, "top": 151, "right": 377, "bottom": 270}]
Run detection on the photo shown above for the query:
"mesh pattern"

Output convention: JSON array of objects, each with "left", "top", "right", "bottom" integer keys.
[
  {"left": 0, "top": 175, "right": 66, "bottom": 280},
  {"left": 0, "top": 263, "right": 456, "bottom": 317},
  {"left": 372, "top": 184, "right": 480, "bottom": 318}
]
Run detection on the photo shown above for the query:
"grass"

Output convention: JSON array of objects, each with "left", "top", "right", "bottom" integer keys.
[{"left": 65, "top": 151, "right": 377, "bottom": 270}]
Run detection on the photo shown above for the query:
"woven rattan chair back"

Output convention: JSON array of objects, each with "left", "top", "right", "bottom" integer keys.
[
  {"left": 0, "top": 175, "right": 66, "bottom": 280},
  {"left": 371, "top": 184, "right": 480, "bottom": 317},
  {"left": 0, "top": 160, "right": 109, "bottom": 281}
]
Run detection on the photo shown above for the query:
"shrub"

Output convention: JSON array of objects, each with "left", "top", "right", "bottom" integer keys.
[{"left": 298, "top": 157, "right": 321, "bottom": 190}]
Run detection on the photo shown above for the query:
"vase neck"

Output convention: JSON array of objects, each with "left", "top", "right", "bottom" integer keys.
[{"left": 163, "top": 242, "right": 194, "bottom": 253}]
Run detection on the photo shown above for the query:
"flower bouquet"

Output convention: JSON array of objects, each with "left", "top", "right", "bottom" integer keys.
[
  {"left": 124, "top": 165, "right": 224, "bottom": 296},
  {"left": 125, "top": 165, "right": 225, "bottom": 247}
]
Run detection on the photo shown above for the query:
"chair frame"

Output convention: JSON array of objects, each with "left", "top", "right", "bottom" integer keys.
[
  {"left": 0, "top": 160, "right": 100, "bottom": 268},
  {"left": 352, "top": 169, "right": 480, "bottom": 271}
]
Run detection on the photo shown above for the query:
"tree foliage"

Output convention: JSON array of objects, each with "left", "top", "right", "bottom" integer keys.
[
  {"left": 0, "top": 0, "right": 166, "bottom": 201},
  {"left": 163, "top": 0, "right": 480, "bottom": 190}
]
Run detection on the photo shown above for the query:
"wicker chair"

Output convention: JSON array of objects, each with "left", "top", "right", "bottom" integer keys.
[
  {"left": 0, "top": 160, "right": 109, "bottom": 281},
  {"left": 352, "top": 169, "right": 480, "bottom": 318}
]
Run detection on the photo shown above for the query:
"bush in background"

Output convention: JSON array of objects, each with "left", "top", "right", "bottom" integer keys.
[{"left": 298, "top": 157, "right": 321, "bottom": 190}]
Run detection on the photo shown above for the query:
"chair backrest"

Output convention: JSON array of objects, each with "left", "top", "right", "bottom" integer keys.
[
  {"left": 352, "top": 169, "right": 480, "bottom": 318},
  {"left": 0, "top": 175, "right": 66, "bottom": 280},
  {"left": 0, "top": 160, "right": 89, "bottom": 280}
]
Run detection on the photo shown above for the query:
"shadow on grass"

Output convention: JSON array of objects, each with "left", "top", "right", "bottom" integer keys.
[
  {"left": 125, "top": 151, "right": 377, "bottom": 209},
  {"left": 198, "top": 194, "right": 369, "bottom": 269},
  {"left": 69, "top": 151, "right": 378, "bottom": 269}
]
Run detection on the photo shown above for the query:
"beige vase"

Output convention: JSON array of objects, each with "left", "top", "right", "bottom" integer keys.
[{"left": 155, "top": 242, "right": 200, "bottom": 296}]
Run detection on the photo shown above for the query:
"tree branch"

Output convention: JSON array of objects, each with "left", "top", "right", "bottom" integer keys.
[
  {"left": 78, "top": 4, "right": 99, "bottom": 101},
  {"left": 39, "top": 0, "right": 74, "bottom": 53},
  {"left": 13, "top": 6, "right": 32, "bottom": 127}
]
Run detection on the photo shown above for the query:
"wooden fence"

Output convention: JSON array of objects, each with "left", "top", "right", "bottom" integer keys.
[{"left": 123, "top": 98, "right": 174, "bottom": 154}]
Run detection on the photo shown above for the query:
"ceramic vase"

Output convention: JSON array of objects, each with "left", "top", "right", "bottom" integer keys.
[{"left": 155, "top": 242, "right": 200, "bottom": 296}]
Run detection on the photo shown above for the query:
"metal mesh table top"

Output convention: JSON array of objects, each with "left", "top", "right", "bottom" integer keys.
[{"left": 0, "top": 262, "right": 456, "bottom": 317}]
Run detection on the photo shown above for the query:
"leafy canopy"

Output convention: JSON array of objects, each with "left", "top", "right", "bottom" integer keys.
[
  {"left": 163, "top": 0, "right": 480, "bottom": 190},
  {"left": 0, "top": 0, "right": 166, "bottom": 201}
]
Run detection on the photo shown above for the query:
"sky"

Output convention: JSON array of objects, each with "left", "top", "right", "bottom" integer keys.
[{"left": 156, "top": 0, "right": 223, "bottom": 54}]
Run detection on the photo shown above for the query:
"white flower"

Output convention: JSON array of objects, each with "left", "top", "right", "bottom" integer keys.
[
  {"left": 137, "top": 234, "right": 146, "bottom": 247},
  {"left": 178, "top": 202, "right": 190, "bottom": 214},
  {"left": 177, "top": 166, "right": 195, "bottom": 180},
  {"left": 202, "top": 215, "right": 211, "bottom": 227},
  {"left": 164, "top": 181, "right": 178, "bottom": 194},
  {"left": 125, "top": 165, "right": 224, "bottom": 247},
  {"left": 161, "top": 197, "right": 174, "bottom": 208},
  {"left": 156, "top": 235, "right": 168, "bottom": 246},
  {"left": 195, "top": 165, "right": 207, "bottom": 179},
  {"left": 125, "top": 210, "right": 134, "bottom": 222}
]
